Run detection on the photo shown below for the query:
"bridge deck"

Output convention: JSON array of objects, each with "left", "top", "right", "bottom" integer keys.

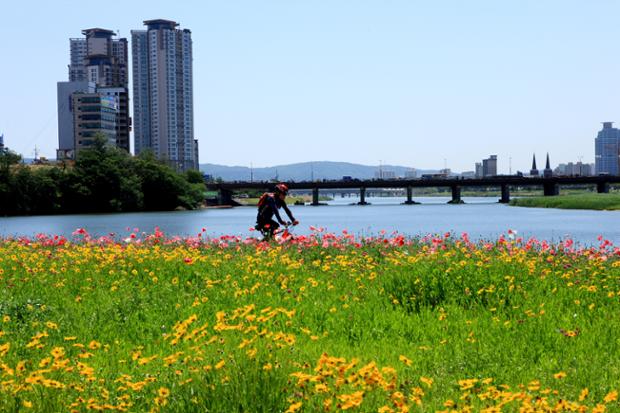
[{"left": 207, "top": 176, "right": 620, "bottom": 191}]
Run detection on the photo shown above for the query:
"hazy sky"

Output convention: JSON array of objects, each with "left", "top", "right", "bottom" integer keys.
[{"left": 1, "top": 0, "right": 619, "bottom": 173}]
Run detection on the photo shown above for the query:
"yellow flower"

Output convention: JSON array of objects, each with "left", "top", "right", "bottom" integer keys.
[
  {"left": 458, "top": 378, "right": 478, "bottom": 391},
  {"left": 263, "top": 363, "right": 273, "bottom": 371},
  {"left": 285, "top": 401, "right": 302, "bottom": 413},
  {"left": 337, "top": 391, "right": 364, "bottom": 410},
  {"left": 45, "top": 322, "right": 58, "bottom": 330},
  {"left": 51, "top": 346, "right": 65, "bottom": 359},
  {"left": 604, "top": 390, "right": 618, "bottom": 403},
  {"left": 579, "top": 388, "right": 589, "bottom": 401},
  {"left": 398, "top": 355, "right": 412, "bottom": 366},
  {"left": 215, "top": 359, "right": 226, "bottom": 370},
  {"left": 22, "top": 401, "right": 33, "bottom": 408},
  {"left": 553, "top": 371, "right": 567, "bottom": 379},
  {"left": 0, "top": 342, "right": 9, "bottom": 356},
  {"left": 158, "top": 387, "right": 170, "bottom": 398},
  {"left": 2, "top": 316, "right": 10, "bottom": 323},
  {"left": 315, "top": 383, "right": 329, "bottom": 393},
  {"left": 88, "top": 340, "right": 101, "bottom": 350},
  {"left": 420, "top": 376, "right": 433, "bottom": 388}
]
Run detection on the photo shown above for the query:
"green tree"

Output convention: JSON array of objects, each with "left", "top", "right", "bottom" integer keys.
[
  {"left": 71, "top": 134, "right": 142, "bottom": 212},
  {"left": 133, "top": 151, "right": 203, "bottom": 211}
]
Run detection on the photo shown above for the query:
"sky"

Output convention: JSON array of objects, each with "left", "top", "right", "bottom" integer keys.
[{"left": 1, "top": 0, "right": 619, "bottom": 173}]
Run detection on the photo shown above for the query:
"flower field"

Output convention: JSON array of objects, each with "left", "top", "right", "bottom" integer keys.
[{"left": 1, "top": 228, "right": 620, "bottom": 412}]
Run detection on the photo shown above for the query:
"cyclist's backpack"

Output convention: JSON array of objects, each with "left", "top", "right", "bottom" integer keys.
[{"left": 257, "top": 192, "right": 273, "bottom": 208}]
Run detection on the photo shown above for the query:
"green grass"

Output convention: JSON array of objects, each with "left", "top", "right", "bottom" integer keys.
[
  {"left": 510, "top": 193, "right": 620, "bottom": 210},
  {"left": 0, "top": 236, "right": 619, "bottom": 411}
]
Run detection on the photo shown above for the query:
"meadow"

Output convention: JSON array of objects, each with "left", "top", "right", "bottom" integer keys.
[{"left": 0, "top": 228, "right": 619, "bottom": 412}]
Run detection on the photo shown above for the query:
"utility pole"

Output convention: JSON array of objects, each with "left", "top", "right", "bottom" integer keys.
[{"left": 509, "top": 157, "right": 512, "bottom": 175}]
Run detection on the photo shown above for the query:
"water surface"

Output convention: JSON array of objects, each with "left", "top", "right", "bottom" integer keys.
[{"left": 0, "top": 196, "right": 618, "bottom": 245}]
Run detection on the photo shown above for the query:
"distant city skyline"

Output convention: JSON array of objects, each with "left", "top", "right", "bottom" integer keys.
[{"left": 2, "top": 1, "right": 620, "bottom": 173}]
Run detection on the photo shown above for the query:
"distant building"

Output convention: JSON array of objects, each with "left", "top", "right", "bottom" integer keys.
[
  {"left": 530, "top": 154, "right": 539, "bottom": 176},
  {"left": 595, "top": 122, "right": 620, "bottom": 175},
  {"left": 404, "top": 168, "right": 417, "bottom": 179},
  {"left": 461, "top": 171, "right": 476, "bottom": 178},
  {"left": 132, "top": 19, "right": 197, "bottom": 171},
  {"left": 72, "top": 93, "right": 118, "bottom": 153},
  {"left": 375, "top": 170, "right": 396, "bottom": 179},
  {"left": 482, "top": 155, "right": 497, "bottom": 177},
  {"left": 474, "top": 162, "right": 483, "bottom": 178},
  {"left": 554, "top": 162, "right": 594, "bottom": 176},
  {"left": 57, "top": 81, "right": 94, "bottom": 160},
  {"left": 543, "top": 153, "right": 553, "bottom": 178}
]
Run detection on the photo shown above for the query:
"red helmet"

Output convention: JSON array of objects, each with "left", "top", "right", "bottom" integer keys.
[{"left": 275, "top": 183, "right": 289, "bottom": 194}]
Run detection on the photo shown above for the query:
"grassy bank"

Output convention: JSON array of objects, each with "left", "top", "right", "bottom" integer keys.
[
  {"left": 510, "top": 193, "right": 620, "bottom": 210},
  {"left": 0, "top": 231, "right": 619, "bottom": 412}
]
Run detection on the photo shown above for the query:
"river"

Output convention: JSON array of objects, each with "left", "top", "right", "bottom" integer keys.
[{"left": 0, "top": 196, "right": 618, "bottom": 245}]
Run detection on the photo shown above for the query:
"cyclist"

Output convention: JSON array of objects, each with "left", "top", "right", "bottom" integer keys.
[{"left": 255, "top": 184, "right": 299, "bottom": 239}]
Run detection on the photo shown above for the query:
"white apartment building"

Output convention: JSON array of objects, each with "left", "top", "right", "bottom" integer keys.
[{"left": 131, "top": 19, "right": 197, "bottom": 171}]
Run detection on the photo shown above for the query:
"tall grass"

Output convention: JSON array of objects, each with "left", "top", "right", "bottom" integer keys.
[{"left": 510, "top": 193, "right": 620, "bottom": 210}]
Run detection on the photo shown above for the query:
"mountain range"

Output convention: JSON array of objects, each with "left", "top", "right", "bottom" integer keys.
[{"left": 199, "top": 161, "right": 441, "bottom": 181}]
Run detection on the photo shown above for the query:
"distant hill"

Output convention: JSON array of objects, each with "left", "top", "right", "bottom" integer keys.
[{"left": 199, "top": 161, "right": 440, "bottom": 181}]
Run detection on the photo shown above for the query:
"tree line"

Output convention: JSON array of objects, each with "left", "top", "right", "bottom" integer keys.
[{"left": 0, "top": 137, "right": 205, "bottom": 216}]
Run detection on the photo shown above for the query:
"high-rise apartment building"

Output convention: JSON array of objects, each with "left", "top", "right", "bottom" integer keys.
[
  {"left": 58, "top": 28, "right": 130, "bottom": 157},
  {"left": 595, "top": 122, "right": 620, "bottom": 175},
  {"left": 132, "top": 19, "right": 197, "bottom": 171}
]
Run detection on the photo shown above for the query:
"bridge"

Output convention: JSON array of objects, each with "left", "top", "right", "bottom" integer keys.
[{"left": 206, "top": 175, "right": 620, "bottom": 206}]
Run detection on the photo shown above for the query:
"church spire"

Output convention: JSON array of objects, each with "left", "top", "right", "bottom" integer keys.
[{"left": 530, "top": 153, "right": 539, "bottom": 176}]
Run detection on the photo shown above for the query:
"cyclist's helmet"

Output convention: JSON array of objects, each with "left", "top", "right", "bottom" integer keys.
[{"left": 275, "top": 183, "right": 289, "bottom": 194}]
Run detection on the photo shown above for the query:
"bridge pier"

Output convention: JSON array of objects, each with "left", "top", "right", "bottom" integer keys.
[
  {"left": 597, "top": 182, "right": 610, "bottom": 194},
  {"left": 217, "top": 189, "right": 241, "bottom": 206},
  {"left": 312, "top": 188, "right": 321, "bottom": 206},
  {"left": 403, "top": 186, "right": 419, "bottom": 205},
  {"left": 448, "top": 185, "right": 464, "bottom": 204},
  {"left": 499, "top": 184, "right": 510, "bottom": 203},
  {"left": 543, "top": 182, "right": 559, "bottom": 196},
  {"left": 358, "top": 187, "right": 369, "bottom": 205}
]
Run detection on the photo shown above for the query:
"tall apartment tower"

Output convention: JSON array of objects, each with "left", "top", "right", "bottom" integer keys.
[
  {"left": 132, "top": 19, "right": 197, "bottom": 171},
  {"left": 64, "top": 28, "right": 130, "bottom": 153},
  {"left": 595, "top": 122, "right": 620, "bottom": 175}
]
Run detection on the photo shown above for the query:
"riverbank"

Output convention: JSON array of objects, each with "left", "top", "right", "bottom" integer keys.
[{"left": 510, "top": 193, "right": 620, "bottom": 210}]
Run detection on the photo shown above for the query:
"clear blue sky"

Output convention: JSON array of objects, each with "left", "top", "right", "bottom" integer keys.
[{"left": 1, "top": 0, "right": 619, "bottom": 173}]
